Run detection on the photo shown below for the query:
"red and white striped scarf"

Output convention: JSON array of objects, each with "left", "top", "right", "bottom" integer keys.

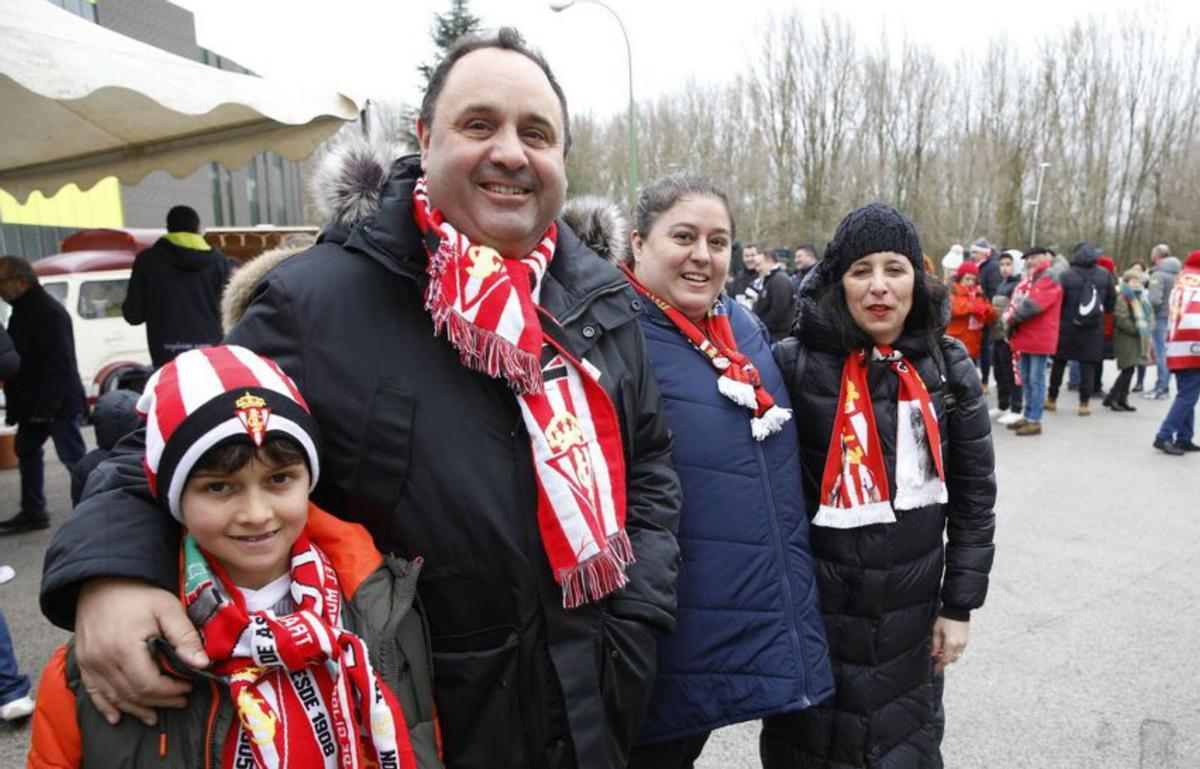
[
  {"left": 183, "top": 534, "right": 415, "bottom": 769},
  {"left": 620, "top": 264, "right": 791, "bottom": 440},
  {"left": 815, "top": 346, "right": 947, "bottom": 529},
  {"left": 412, "top": 178, "right": 632, "bottom": 608}
]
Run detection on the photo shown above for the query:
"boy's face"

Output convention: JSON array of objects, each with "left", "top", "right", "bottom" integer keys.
[
  {"left": 181, "top": 455, "right": 310, "bottom": 589},
  {"left": 1000, "top": 258, "right": 1013, "bottom": 277},
  {"left": 960, "top": 273, "right": 978, "bottom": 288}
]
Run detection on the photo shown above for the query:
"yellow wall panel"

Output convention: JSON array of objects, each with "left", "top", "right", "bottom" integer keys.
[{"left": 0, "top": 177, "right": 124, "bottom": 228}]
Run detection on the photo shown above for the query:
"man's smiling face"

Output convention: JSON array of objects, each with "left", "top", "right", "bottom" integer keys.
[{"left": 417, "top": 47, "right": 568, "bottom": 258}]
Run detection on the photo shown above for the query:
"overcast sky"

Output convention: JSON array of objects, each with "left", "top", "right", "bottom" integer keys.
[{"left": 175, "top": 0, "right": 1199, "bottom": 119}]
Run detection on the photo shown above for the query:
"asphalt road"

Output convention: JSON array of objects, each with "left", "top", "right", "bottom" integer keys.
[{"left": 1, "top": 373, "right": 1197, "bottom": 767}]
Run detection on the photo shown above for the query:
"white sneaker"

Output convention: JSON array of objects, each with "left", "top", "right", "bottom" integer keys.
[
  {"left": 0, "top": 695, "right": 33, "bottom": 721},
  {"left": 989, "top": 408, "right": 1004, "bottom": 420},
  {"left": 0, "top": 565, "right": 13, "bottom": 585},
  {"left": 997, "top": 412, "right": 1023, "bottom": 425}
]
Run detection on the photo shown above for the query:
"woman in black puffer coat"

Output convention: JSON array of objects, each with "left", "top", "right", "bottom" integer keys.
[{"left": 764, "top": 204, "right": 996, "bottom": 769}]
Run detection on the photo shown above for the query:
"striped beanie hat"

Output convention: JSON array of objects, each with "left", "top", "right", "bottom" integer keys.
[{"left": 137, "top": 345, "right": 321, "bottom": 521}]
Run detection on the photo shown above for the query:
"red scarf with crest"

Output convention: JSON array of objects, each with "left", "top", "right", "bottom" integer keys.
[
  {"left": 620, "top": 264, "right": 791, "bottom": 439},
  {"left": 815, "top": 346, "right": 947, "bottom": 529},
  {"left": 411, "top": 177, "right": 632, "bottom": 607},
  {"left": 183, "top": 533, "right": 415, "bottom": 769}
]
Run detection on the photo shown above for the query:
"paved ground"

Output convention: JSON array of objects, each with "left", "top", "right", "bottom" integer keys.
[{"left": 1, "top": 369, "right": 1197, "bottom": 767}]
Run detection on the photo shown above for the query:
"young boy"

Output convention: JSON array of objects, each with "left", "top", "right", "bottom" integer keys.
[{"left": 29, "top": 345, "right": 441, "bottom": 768}]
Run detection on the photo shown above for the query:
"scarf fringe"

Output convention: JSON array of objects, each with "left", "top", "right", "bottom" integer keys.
[
  {"left": 430, "top": 306, "right": 543, "bottom": 393},
  {"left": 717, "top": 375, "right": 759, "bottom": 408},
  {"left": 750, "top": 404, "right": 793, "bottom": 441},
  {"left": 557, "top": 530, "right": 635, "bottom": 609},
  {"left": 894, "top": 480, "right": 948, "bottom": 510},
  {"left": 812, "top": 501, "right": 897, "bottom": 529}
]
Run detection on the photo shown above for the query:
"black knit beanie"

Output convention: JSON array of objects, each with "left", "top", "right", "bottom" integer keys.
[{"left": 824, "top": 203, "right": 923, "bottom": 278}]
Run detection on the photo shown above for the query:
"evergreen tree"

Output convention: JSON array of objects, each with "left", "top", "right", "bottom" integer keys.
[{"left": 418, "top": 0, "right": 483, "bottom": 86}]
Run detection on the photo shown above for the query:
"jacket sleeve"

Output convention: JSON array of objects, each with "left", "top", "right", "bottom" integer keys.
[
  {"left": 754, "top": 272, "right": 793, "bottom": 333},
  {"left": 1012, "top": 275, "right": 1060, "bottom": 325},
  {"left": 33, "top": 307, "right": 76, "bottom": 419},
  {"left": 938, "top": 339, "right": 996, "bottom": 621},
  {"left": 609, "top": 320, "right": 682, "bottom": 633},
  {"left": 122, "top": 252, "right": 147, "bottom": 326},
  {"left": 40, "top": 428, "right": 180, "bottom": 629},
  {"left": 0, "top": 327, "right": 18, "bottom": 381},
  {"left": 27, "top": 645, "right": 83, "bottom": 769},
  {"left": 1102, "top": 272, "right": 1118, "bottom": 313}
]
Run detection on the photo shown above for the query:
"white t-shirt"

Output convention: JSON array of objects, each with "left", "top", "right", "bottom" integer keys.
[{"left": 239, "top": 572, "right": 295, "bottom": 616}]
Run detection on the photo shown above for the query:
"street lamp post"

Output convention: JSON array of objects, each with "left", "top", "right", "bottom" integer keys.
[
  {"left": 1029, "top": 161, "right": 1050, "bottom": 248},
  {"left": 550, "top": 0, "right": 638, "bottom": 206}
]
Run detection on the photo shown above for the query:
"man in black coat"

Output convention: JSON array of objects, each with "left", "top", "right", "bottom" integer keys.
[
  {"left": 42, "top": 28, "right": 681, "bottom": 769},
  {"left": 123, "top": 205, "right": 234, "bottom": 367},
  {"left": 0, "top": 256, "right": 86, "bottom": 533},
  {"left": 752, "top": 248, "right": 797, "bottom": 342},
  {"left": 1047, "top": 242, "right": 1118, "bottom": 414}
]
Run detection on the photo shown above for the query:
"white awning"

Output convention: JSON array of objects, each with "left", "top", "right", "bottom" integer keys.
[{"left": 0, "top": 0, "right": 360, "bottom": 203}]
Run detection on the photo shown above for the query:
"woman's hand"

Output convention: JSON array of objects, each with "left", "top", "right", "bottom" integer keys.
[
  {"left": 931, "top": 617, "right": 970, "bottom": 672},
  {"left": 74, "top": 578, "right": 209, "bottom": 726}
]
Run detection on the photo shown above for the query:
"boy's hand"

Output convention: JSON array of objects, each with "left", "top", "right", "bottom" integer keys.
[{"left": 75, "top": 577, "right": 210, "bottom": 726}]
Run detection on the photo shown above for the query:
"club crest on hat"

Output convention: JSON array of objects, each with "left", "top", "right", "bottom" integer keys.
[{"left": 235, "top": 392, "right": 271, "bottom": 447}]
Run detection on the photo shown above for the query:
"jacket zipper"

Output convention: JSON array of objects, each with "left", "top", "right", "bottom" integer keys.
[{"left": 756, "top": 439, "right": 808, "bottom": 705}]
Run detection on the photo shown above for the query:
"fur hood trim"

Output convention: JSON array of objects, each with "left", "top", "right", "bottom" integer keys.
[
  {"left": 562, "top": 196, "right": 628, "bottom": 265},
  {"left": 309, "top": 130, "right": 399, "bottom": 227},
  {"left": 221, "top": 246, "right": 307, "bottom": 334}
]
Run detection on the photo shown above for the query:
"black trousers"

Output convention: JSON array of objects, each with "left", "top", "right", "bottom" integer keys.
[
  {"left": 627, "top": 731, "right": 710, "bottom": 769},
  {"left": 1108, "top": 366, "right": 1136, "bottom": 405},
  {"left": 1049, "top": 359, "right": 1099, "bottom": 404},
  {"left": 992, "top": 339, "right": 1022, "bottom": 412}
]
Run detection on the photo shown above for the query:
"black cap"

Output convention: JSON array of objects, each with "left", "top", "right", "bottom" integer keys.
[{"left": 825, "top": 203, "right": 923, "bottom": 278}]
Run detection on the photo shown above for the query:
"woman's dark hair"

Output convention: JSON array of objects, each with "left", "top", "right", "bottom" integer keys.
[
  {"left": 191, "top": 436, "right": 307, "bottom": 478},
  {"left": 816, "top": 264, "right": 946, "bottom": 354},
  {"left": 630, "top": 174, "right": 736, "bottom": 266}
]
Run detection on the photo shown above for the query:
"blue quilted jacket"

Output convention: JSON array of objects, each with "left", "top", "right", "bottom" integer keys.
[{"left": 635, "top": 296, "right": 834, "bottom": 743}]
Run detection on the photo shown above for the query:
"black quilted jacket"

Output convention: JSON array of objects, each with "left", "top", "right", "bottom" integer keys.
[{"left": 763, "top": 264, "right": 996, "bottom": 769}]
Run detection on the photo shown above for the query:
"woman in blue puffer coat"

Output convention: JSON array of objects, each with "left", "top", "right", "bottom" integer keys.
[{"left": 601, "top": 174, "right": 833, "bottom": 769}]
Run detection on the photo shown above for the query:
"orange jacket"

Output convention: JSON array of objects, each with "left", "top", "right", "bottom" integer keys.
[
  {"left": 27, "top": 505, "right": 440, "bottom": 769},
  {"left": 946, "top": 282, "right": 996, "bottom": 359}
]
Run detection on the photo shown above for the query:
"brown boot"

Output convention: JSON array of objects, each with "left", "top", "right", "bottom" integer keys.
[
  {"left": 1016, "top": 421, "right": 1042, "bottom": 435},
  {"left": 1006, "top": 418, "right": 1029, "bottom": 430},
  {"left": 1044, "top": 398, "right": 1057, "bottom": 412},
  {"left": 1078, "top": 404, "right": 1091, "bottom": 416}
]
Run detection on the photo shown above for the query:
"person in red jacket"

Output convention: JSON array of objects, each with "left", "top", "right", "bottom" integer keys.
[
  {"left": 1153, "top": 250, "right": 1200, "bottom": 454},
  {"left": 946, "top": 262, "right": 996, "bottom": 364},
  {"left": 1003, "top": 247, "right": 1064, "bottom": 436}
]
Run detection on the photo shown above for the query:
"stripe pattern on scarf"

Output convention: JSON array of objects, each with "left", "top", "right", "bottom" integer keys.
[
  {"left": 815, "top": 346, "right": 947, "bottom": 529},
  {"left": 184, "top": 534, "right": 416, "bottom": 769},
  {"left": 620, "top": 264, "right": 791, "bottom": 440},
  {"left": 411, "top": 178, "right": 632, "bottom": 607}
]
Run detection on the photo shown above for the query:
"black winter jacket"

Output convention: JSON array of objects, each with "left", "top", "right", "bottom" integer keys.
[
  {"left": 754, "top": 266, "right": 798, "bottom": 342},
  {"left": 3, "top": 283, "right": 85, "bottom": 424},
  {"left": 0, "top": 326, "right": 18, "bottom": 381},
  {"left": 43, "top": 155, "right": 682, "bottom": 769},
  {"left": 123, "top": 237, "right": 234, "bottom": 367},
  {"left": 69, "top": 389, "right": 140, "bottom": 506},
  {"left": 1055, "top": 243, "right": 1117, "bottom": 363},
  {"left": 762, "top": 264, "right": 996, "bottom": 769}
]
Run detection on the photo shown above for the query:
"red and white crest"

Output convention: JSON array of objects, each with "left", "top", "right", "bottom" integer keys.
[{"left": 234, "top": 392, "right": 272, "bottom": 447}]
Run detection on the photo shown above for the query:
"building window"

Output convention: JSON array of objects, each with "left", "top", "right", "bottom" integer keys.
[{"left": 49, "top": 0, "right": 97, "bottom": 22}]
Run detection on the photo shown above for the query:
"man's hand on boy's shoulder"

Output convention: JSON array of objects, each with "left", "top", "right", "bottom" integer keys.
[{"left": 75, "top": 577, "right": 209, "bottom": 727}]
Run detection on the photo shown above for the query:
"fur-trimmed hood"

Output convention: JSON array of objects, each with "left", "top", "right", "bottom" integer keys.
[{"left": 220, "top": 131, "right": 628, "bottom": 332}]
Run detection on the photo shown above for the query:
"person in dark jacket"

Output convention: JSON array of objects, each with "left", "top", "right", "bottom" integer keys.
[
  {"left": 753, "top": 248, "right": 797, "bottom": 342},
  {"left": 0, "top": 255, "right": 86, "bottom": 534},
  {"left": 990, "top": 251, "right": 1023, "bottom": 423},
  {"left": 615, "top": 175, "right": 832, "bottom": 768},
  {"left": 765, "top": 204, "right": 997, "bottom": 769},
  {"left": 122, "top": 205, "right": 234, "bottom": 367},
  {"left": 41, "top": 28, "right": 681, "bottom": 769},
  {"left": 972, "top": 238, "right": 1001, "bottom": 390},
  {"left": 1046, "top": 242, "right": 1117, "bottom": 416},
  {"left": 68, "top": 389, "right": 140, "bottom": 506}
]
